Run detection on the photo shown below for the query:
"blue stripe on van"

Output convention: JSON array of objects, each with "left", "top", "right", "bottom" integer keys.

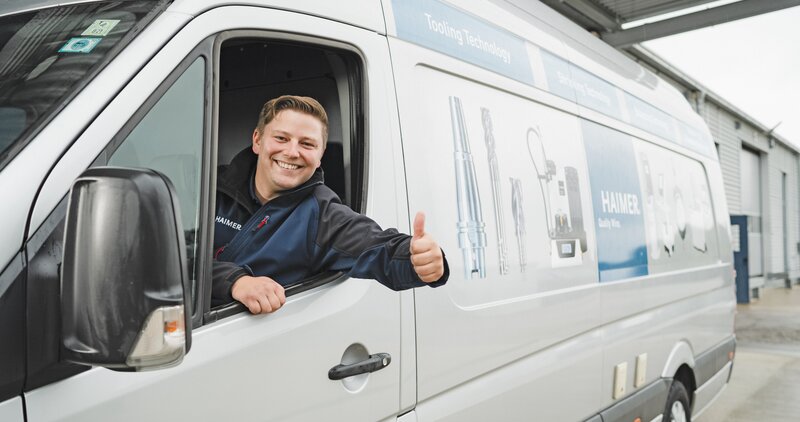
[
  {"left": 625, "top": 92, "right": 679, "bottom": 143},
  {"left": 679, "top": 121, "right": 716, "bottom": 157},
  {"left": 541, "top": 50, "right": 624, "bottom": 121},
  {"left": 390, "top": 0, "right": 716, "bottom": 159},
  {"left": 392, "top": 0, "right": 534, "bottom": 86},
  {"left": 540, "top": 50, "right": 577, "bottom": 102}
]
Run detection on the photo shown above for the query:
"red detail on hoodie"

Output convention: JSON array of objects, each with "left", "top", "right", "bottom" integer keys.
[{"left": 255, "top": 215, "right": 269, "bottom": 231}]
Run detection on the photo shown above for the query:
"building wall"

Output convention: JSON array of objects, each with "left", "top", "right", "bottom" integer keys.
[
  {"left": 704, "top": 102, "right": 742, "bottom": 215},
  {"left": 703, "top": 101, "right": 800, "bottom": 285},
  {"left": 766, "top": 143, "right": 800, "bottom": 280}
]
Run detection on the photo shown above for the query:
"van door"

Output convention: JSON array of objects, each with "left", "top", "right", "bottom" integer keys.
[
  {"left": 23, "top": 5, "right": 410, "bottom": 421},
  {"left": 385, "top": 1, "right": 604, "bottom": 420}
]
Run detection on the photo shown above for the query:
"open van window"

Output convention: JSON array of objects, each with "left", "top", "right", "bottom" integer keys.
[
  {"left": 217, "top": 38, "right": 364, "bottom": 209},
  {"left": 0, "top": 0, "right": 167, "bottom": 169},
  {"left": 209, "top": 36, "right": 365, "bottom": 316}
]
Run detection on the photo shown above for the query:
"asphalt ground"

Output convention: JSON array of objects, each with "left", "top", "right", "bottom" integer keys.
[{"left": 696, "top": 285, "right": 800, "bottom": 422}]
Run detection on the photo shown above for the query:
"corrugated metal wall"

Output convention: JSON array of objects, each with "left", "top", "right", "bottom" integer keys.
[
  {"left": 767, "top": 143, "right": 800, "bottom": 279},
  {"left": 740, "top": 148, "right": 763, "bottom": 278},
  {"left": 703, "top": 101, "right": 800, "bottom": 284},
  {"left": 704, "top": 103, "right": 742, "bottom": 214}
]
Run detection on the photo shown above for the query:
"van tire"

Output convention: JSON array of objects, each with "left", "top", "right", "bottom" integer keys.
[{"left": 663, "top": 380, "right": 691, "bottom": 422}]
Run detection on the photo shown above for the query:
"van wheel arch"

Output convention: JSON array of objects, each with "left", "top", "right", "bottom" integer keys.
[
  {"left": 672, "top": 364, "right": 696, "bottom": 412},
  {"left": 664, "top": 378, "right": 692, "bottom": 422}
]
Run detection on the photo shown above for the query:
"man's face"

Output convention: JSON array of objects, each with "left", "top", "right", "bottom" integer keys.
[{"left": 252, "top": 109, "right": 325, "bottom": 202}]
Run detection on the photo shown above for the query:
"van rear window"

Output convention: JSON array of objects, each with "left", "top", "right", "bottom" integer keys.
[{"left": 0, "top": 1, "right": 166, "bottom": 169}]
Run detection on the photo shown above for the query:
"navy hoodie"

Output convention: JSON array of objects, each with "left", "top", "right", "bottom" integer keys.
[{"left": 211, "top": 148, "right": 448, "bottom": 306}]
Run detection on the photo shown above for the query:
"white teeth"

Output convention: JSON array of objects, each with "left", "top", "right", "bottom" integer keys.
[{"left": 276, "top": 161, "right": 300, "bottom": 170}]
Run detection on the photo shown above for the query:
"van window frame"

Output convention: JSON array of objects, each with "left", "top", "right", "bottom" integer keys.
[
  {"left": 0, "top": 253, "right": 25, "bottom": 403},
  {"left": 22, "top": 40, "right": 214, "bottom": 391},
  {"left": 98, "top": 39, "right": 215, "bottom": 329},
  {"left": 202, "top": 30, "right": 367, "bottom": 322}
]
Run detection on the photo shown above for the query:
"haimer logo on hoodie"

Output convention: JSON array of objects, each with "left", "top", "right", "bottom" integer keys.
[{"left": 215, "top": 215, "right": 242, "bottom": 231}]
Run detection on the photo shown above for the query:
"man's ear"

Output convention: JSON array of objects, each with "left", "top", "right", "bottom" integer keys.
[
  {"left": 251, "top": 128, "right": 261, "bottom": 153},
  {"left": 316, "top": 144, "right": 326, "bottom": 168}
]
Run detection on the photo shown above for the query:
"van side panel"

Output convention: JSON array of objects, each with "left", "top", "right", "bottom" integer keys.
[
  {"left": 385, "top": 0, "right": 734, "bottom": 419},
  {"left": 391, "top": 41, "right": 603, "bottom": 420}
]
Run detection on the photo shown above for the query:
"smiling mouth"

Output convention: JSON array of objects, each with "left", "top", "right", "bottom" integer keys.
[{"left": 275, "top": 160, "right": 301, "bottom": 170}]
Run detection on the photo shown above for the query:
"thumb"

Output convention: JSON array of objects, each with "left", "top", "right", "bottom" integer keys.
[{"left": 413, "top": 212, "right": 426, "bottom": 240}]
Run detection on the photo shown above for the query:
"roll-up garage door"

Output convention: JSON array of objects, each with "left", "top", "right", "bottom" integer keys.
[{"left": 740, "top": 148, "right": 763, "bottom": 277}]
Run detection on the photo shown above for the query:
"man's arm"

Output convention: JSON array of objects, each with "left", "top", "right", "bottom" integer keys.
[
  {"left": 231, "top": 275, "right": 286, "bottom": 314},
  {"left": 314, "top": 197, "right": 449, "bottom": 291},
  {"left": 211, "top": 260, "right": 249, "bottom": 307},
  {"left": 212, "top": 261, "right": 286, "bottom": 314}
]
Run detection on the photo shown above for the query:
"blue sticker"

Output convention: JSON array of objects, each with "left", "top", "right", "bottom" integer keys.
[
  {"left": 59, "top": 37, "right": 101, "bottom": 54},
  {"left": 680, "top": 122, "right": 716, "bottom": 158},
  {"left": 569, "top": 65, "right": 623, "bottom": 120},
  {"left": 540, "top": 50, "right": 576, "bottom": 102},
  {"left": 391, "top": 0, "right": 714, "bottom": 159},
  {"left": 541, "top": 50, "right": 624, "bottom": 120},
  {"left": 392, "top": 0, "right": 534, "bottom": 85},
  {"left": 625, "top": 93, "right": 678, "bottom": 143},
  {"left": 582, "top": 120, "right": 648, "bottom": 282}
]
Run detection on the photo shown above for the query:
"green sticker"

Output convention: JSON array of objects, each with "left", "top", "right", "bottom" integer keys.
[{"left": 59, "top": 38, "right": 101, "bottom": 54}]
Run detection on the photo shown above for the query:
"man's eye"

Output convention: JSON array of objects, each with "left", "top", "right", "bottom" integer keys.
[{"left": 275, "top": 136, "right": 287, "bottom": 142}]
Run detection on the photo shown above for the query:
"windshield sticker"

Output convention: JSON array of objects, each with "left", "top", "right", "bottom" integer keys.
[
  {"left": 59, "top": 38, "right": 101, "bottom": 54},
  {"left": 81, "top": 19, "right": 120, "bottom": 37}
]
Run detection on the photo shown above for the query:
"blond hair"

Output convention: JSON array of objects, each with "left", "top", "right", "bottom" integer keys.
[{"left": 256, "top": 95, "right": 329, "bottom": 145}]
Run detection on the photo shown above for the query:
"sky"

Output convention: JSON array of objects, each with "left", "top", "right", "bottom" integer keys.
[{"left": 641, "top": 4, "right": 800, "bottom": 147}]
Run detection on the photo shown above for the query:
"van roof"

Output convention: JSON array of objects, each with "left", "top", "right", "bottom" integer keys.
[{"left": 0, "top": 0, "right": 159, "bottom": 18}]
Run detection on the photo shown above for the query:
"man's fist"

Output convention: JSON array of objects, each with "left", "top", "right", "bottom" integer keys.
[
  {"left": 231, "top": 275, "right": 286, "bottom": 314},
  {"left": 410, "top": 212, "right": 445, "bottom": 282}
]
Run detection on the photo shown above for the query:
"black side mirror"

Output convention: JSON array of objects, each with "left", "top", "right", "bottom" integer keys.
[{"left": 61, "top": 167, "right": 191, "bottom": 371}]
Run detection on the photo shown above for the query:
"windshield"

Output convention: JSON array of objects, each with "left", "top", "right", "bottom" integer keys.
[{"left": 0, "top": 1, "right": 166, "bottom": 169}]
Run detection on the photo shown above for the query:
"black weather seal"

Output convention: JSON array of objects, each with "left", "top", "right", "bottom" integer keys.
[{"left": 204, "top": 271, "right": 346, "bottom": 323}]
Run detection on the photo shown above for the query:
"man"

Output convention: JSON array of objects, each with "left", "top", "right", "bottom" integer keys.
[{"left": 212, "top": 95, "right": 448, "bottom": 314}]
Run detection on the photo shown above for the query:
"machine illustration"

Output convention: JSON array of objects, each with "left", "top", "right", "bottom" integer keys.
[
  {"left": 481, "top": 107, "right": 510, "bottom": 275},
  {"left": 639, "top": 151, "right": 682, "bottom": 258},
  {"left": 526, "top": 126, "right": 587, "bottom": 266},
  {"left": 690, "top": 175, "right": 710, "bottom": 252},
  {"left": 449, "top": 96, "right": 487, "bottom": 278},
  {"left": 674, "top": 175, "right": 687, "bottom": 241},
  {"left": 657, "top": 173, "right": 677, "bottom": 256},
  {"left": 510, "top": 177, "right": 526, "bottom": 273},
  {"left": 640, "top": 151, "right": 661, "bottom": 259}
]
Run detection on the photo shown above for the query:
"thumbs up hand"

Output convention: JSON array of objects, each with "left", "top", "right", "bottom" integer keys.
[{"left": 410, "top": 212, "right": 445, "bottom": 283}]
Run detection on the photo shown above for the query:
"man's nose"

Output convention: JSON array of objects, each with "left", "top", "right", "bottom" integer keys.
[{"left": 285, "top": 141, "right": 300, "bottom": 157}]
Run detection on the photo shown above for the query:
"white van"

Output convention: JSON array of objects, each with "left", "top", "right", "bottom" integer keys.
[{"left": 0, "top": 0, "right": 735, "bottom": 421}]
